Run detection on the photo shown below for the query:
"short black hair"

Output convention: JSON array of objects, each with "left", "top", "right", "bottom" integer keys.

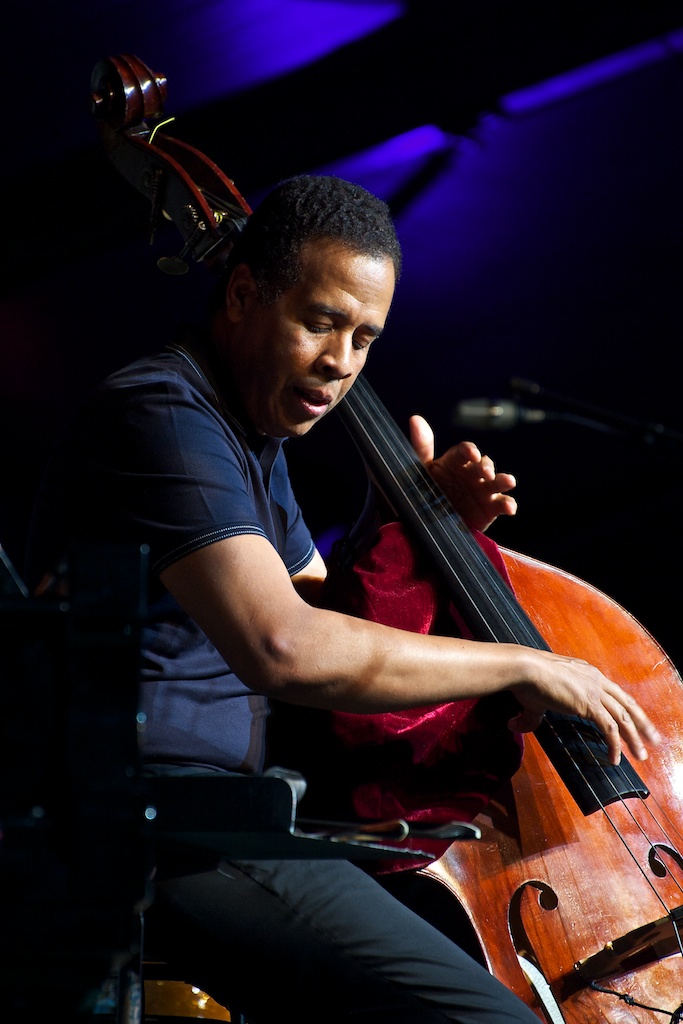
[{"left": 217, "top": 174, "right": 401, "bottom": 306}]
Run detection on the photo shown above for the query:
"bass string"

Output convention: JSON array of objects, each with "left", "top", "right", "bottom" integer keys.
[
  {"left": 543, "top": 712, "right": 683, "bottom": 927},
  {"left": 340, "top": 375, "right": 683, "bottom": 922},
  {"left": 340, "top": 377, "right": 541, "bottom": 645}
]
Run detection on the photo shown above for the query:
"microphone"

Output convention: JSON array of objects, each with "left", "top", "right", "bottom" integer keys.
[
  {"left": 452, "top": 398, "right": 548, "bottom": 430},
  {"left": 453, "top": 379, "right": 683, "bottom": 448}
]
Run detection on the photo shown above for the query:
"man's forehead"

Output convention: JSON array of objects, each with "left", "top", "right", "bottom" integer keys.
[{"left": 300, "top": 236, "right": 389, "bottom": 265}]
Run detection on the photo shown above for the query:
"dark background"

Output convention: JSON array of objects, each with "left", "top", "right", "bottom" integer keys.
[{"left": 3, "top": 0, "right": 682, "bottom": 666}]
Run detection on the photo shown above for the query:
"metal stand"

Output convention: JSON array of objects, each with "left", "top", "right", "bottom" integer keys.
[{"left": 0, "top": 544, "right": 151, "bottom": 1019}]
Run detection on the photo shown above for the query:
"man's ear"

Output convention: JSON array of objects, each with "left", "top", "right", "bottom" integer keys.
[{"left": 225, "top": 263, "right": 259, "bottom": 323}]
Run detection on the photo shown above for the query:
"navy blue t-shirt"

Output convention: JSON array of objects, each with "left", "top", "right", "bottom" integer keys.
[{"left": 26, "top": 342, "right": 315, "bottom": 772}]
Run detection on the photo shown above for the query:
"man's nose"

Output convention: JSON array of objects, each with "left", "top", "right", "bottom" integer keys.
[{"left": 315, "top": 333, "right": 355, "bottom": 380}]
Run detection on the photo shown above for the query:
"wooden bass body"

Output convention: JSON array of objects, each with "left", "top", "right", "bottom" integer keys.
[{"left": 422, "top": 547, "right": 683, "bottom": 1023}]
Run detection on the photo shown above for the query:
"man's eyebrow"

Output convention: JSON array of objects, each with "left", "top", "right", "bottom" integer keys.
[
  {"left": 307, "top": 302, "right": 347, "bottom": 320},
  {"left": 307, "top": 302, "right": 384, "bottom": 338}
]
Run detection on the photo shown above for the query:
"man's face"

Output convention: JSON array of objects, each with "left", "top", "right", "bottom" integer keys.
[{"left": 223, "top": 239, "right": 396, "bottom": 438}]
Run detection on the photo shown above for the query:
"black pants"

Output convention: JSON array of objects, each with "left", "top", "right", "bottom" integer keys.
[{"left": 144, "top": 854, "right": 539, "bottom": 1024}]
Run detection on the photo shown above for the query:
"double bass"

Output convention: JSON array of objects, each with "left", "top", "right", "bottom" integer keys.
[
  {"left": 90, "top": 54, "right": 683, "bottom": 1023},
  {"left": 332, "top": 378, "right": 683, "bottom": 1023}
]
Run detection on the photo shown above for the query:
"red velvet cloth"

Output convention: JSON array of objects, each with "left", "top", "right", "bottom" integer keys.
[{"left": 267, "top": 520, "right": 524, "bottom": 869}]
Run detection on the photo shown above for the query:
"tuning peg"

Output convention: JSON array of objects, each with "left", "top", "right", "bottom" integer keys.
[
  {"left": 156, "top": 216, "right": 208, "bottom": 275},
  {"left": 157, "top": 254, "right": 190, "bottom": 275}
]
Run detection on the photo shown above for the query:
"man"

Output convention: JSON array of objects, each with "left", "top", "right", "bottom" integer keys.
[{"left": 26, "top": 175, "right": 658, "bottom": 1022}]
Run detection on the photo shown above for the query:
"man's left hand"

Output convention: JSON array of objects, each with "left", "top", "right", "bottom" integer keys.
[{"left": 409, "top": 414, "right": 517, "bottom": 533}]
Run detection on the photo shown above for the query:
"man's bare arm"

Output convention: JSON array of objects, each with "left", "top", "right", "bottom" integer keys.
[{"left": 160, "top": 533, "right": 660, "bottom": 765}]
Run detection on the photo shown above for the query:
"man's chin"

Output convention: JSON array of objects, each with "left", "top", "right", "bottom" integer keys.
[{"left": 285, "top": 419, "right": 318, "bottom": 439}]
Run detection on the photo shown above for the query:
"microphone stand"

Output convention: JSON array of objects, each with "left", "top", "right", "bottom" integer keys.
[{"left": 509, "top": 378, "right": 683, "bottom": 450}]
